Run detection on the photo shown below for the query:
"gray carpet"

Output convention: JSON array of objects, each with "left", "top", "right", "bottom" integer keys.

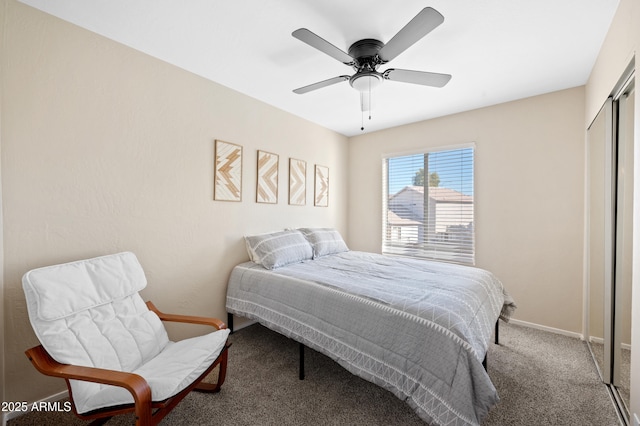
[{"left": 9, "top": 322, "right": 621, "bottom": 425}]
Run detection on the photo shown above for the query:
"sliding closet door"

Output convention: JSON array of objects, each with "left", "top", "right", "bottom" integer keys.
[
  {"left": 586, "top": 72, "right": 634, "bottom": 424},
  {"left": 613, "top": 84, "right": 634, "bottom": 414},
  {"left": 587, "top": 98, "right": 614, "bottom": 383}
]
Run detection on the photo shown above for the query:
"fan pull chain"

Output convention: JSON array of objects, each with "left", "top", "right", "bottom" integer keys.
[
  {"left": 368, "top": 78, "right": 372, "bottom": 122},
  {"left": 360, "top": 91, "right": 365, "bottom": 131}
]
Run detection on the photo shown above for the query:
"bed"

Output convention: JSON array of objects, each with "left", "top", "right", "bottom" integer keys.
[{"left": 226, "top": 228, "right": 516, "bottom": 426}]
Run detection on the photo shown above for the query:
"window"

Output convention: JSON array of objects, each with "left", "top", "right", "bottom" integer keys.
[{"left": 383, "top": 146, "right": 475, "bottom": 265}]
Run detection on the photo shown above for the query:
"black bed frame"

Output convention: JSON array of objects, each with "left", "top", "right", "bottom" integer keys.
[{"left": 227, "top": 313, "right": 500, "bottom": 378}]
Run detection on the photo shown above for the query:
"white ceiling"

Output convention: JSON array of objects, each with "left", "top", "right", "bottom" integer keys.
[{"left": 19, "top": 0, "right": 619, "bottom": 137}]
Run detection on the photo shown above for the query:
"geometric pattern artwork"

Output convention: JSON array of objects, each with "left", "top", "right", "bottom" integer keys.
[
  {"left": 288, "top": 158, "right": 306, "bottom": 206},
  {"left": 214, "top": 140, "right": 243, "bottom": 201},
  {"left": 256, "top": 150, "right": 278, "bottom": 204},
  {"left": 314, "top": 164, "right": 329, "bottom": 207}
]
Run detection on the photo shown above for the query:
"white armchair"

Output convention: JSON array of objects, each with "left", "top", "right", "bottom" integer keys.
[{"left": 22, "top": 252, "right": 231, "bottom": 425}]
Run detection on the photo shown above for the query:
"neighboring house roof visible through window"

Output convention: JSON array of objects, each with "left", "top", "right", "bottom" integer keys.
[{"left": 390, "top": 186, "right": 473, "bottom": 203}]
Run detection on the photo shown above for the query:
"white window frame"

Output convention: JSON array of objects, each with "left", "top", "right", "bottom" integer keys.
[{"left": 382, "top": 143, "right": 476, "bottom": 265}]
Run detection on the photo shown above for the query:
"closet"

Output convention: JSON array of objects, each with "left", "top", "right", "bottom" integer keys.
[{"left": 586, "top": 65, "right": 634, "bottom": 425}]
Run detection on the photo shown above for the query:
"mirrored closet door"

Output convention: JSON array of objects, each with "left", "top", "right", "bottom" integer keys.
[{"left": 586, "top": 68, "right": 634, "bottom": 425}]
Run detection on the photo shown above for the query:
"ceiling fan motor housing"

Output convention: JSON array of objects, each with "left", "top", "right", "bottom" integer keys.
[
  {"left": 348, "top": 39, "right": 385, "bottom": 68},
  {"left": 348, "top": 39, "right": 385, "bottom": 91}
]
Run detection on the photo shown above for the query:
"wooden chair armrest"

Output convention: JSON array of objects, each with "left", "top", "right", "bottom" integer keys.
[
  {"left": 146, "top": 301, "right": 227, "bottom": 330},
  {"left": 25, "top": 345, "right": 152, "bottom": 422}
]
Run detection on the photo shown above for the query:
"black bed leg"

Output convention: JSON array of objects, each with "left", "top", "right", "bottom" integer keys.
[
  {"left": 299, "top": 343, "right": 305, "bottom": 380},
  {"left": 227, "top": 313, "right": 234, "bottom": 334},
  {"left": 495, "top": 320, "right": 499, "bottom": 345}
]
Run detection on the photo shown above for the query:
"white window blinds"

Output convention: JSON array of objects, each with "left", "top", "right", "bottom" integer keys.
[{"left": 383, "top": 146, "right": 475, "bottom": 265}]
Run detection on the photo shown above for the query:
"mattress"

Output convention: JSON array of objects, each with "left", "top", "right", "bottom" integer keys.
[{"left": 226, "top": 250, "right": 515, "bottom": 425}]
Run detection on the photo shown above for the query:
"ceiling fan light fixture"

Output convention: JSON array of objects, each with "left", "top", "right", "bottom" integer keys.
[{"left": 350, "top": 73, "right": 382, "bottom": 92}]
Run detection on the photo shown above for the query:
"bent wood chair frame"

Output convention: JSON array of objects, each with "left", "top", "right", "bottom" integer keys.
[{"left": 26, "top": 301, "right": 231, "bottom": 426}]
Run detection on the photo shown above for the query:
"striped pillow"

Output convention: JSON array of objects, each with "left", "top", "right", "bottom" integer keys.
[
  {"left": 245, "top": 230, "right": 313, "bottom": 269},
  {"left": 299, "top": 228, "right": 349, "bottom": 259}
]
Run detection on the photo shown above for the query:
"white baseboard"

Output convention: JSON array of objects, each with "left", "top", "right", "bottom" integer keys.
[
  {"left": 589, "top": 335, "right": 605, "bottom": 345},
  {"left": 588, "top": 335, "right": 632, "bottom": 351},
  {"left": 233, "top": 319, "right": 257, "bottom": 332},
  {"left": 229, "top": 314, "right": 256, "bottom": 332},
  {"left": 2, "top": 389, "right": 69, "bottom": 423},
  {"left": 510, "top": 320, "right": 633, "bottom": 351},
  {"left": 507, "top": 318, "right": 584, "bottom": 340}
]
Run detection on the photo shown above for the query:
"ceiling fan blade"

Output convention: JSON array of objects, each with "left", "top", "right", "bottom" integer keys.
[
  {"left": 292, "top": 28, "right": 355, "bottom": 65},
  {"left": 293, "top": 75, "right": 350, "bottom": 94},
  {"left": 383, "top": 69, "right": 451, "bottom": 87},
  {"left": 378, "top": 7, "right": 444, "bottom": 62}
]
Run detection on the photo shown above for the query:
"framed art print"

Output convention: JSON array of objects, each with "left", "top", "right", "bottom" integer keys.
[
  {"left": 314, "top": 164, "right": 329, "bottom": 207},
  {"left": 256, "top": 150, "right": 278, "bottom": 204},
  {"left": 288, "top": 158, "right": 306, "bottom": 206},
  {"left": 214, "top": 140, "right": 243, "bottom": 201}
]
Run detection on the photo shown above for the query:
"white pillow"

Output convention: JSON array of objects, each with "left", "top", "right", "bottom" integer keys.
[
  {"left": 298, "top": 228, "right": 349, "bottom": 258},
  {"left": 244, "top": 230, "right": 313, "bottom": 269}
]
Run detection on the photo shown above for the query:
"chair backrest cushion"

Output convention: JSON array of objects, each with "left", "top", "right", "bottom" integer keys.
[{"left": 23, "top": 252, "right": 169, "bottom": 373}]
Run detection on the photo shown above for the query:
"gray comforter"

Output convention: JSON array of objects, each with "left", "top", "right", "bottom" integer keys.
[{"left": 226, "top": 251, "right": 515, "bottom": 425}]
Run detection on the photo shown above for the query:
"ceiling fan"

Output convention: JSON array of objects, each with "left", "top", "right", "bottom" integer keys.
[{"left": 292, "top": 6, "right": 451, "bottom": 124}]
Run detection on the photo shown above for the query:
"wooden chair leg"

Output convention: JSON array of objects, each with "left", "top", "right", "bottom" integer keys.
[
  {"left": 134, "top": 397, "right": 153, "bottom": 426},
  {"left": 194, "top": 344, "right": 230, "bottom": 393}
]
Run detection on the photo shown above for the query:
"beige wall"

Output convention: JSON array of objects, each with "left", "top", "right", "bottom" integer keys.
[
  {"left": 585, "top": 0, "right": 640, "bottom": 417},
  {"left": 585, "top": 0, "right": 637, "bottom": 126},
  {"left": 1, "top": 0, "right": 348, "bottom": 404},
  {"left": 348, "top": 87, "right": 586, "bottom": 333},
  {"left": 0, "top": 0, "right": 6, "bottom": 411}
]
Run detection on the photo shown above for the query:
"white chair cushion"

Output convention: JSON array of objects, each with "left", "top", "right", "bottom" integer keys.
[
  {"left": 22, "top": 252, "right": 230, "bottom": 414},
  {"left": 23, "top": 252, "right": 169, "bottom": 373},
  {"left": 24, "top": 251, "right": 148, "bottom": 321},
  {"left": 72, "top": 327, "right": 230, "bottom": 414}
]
